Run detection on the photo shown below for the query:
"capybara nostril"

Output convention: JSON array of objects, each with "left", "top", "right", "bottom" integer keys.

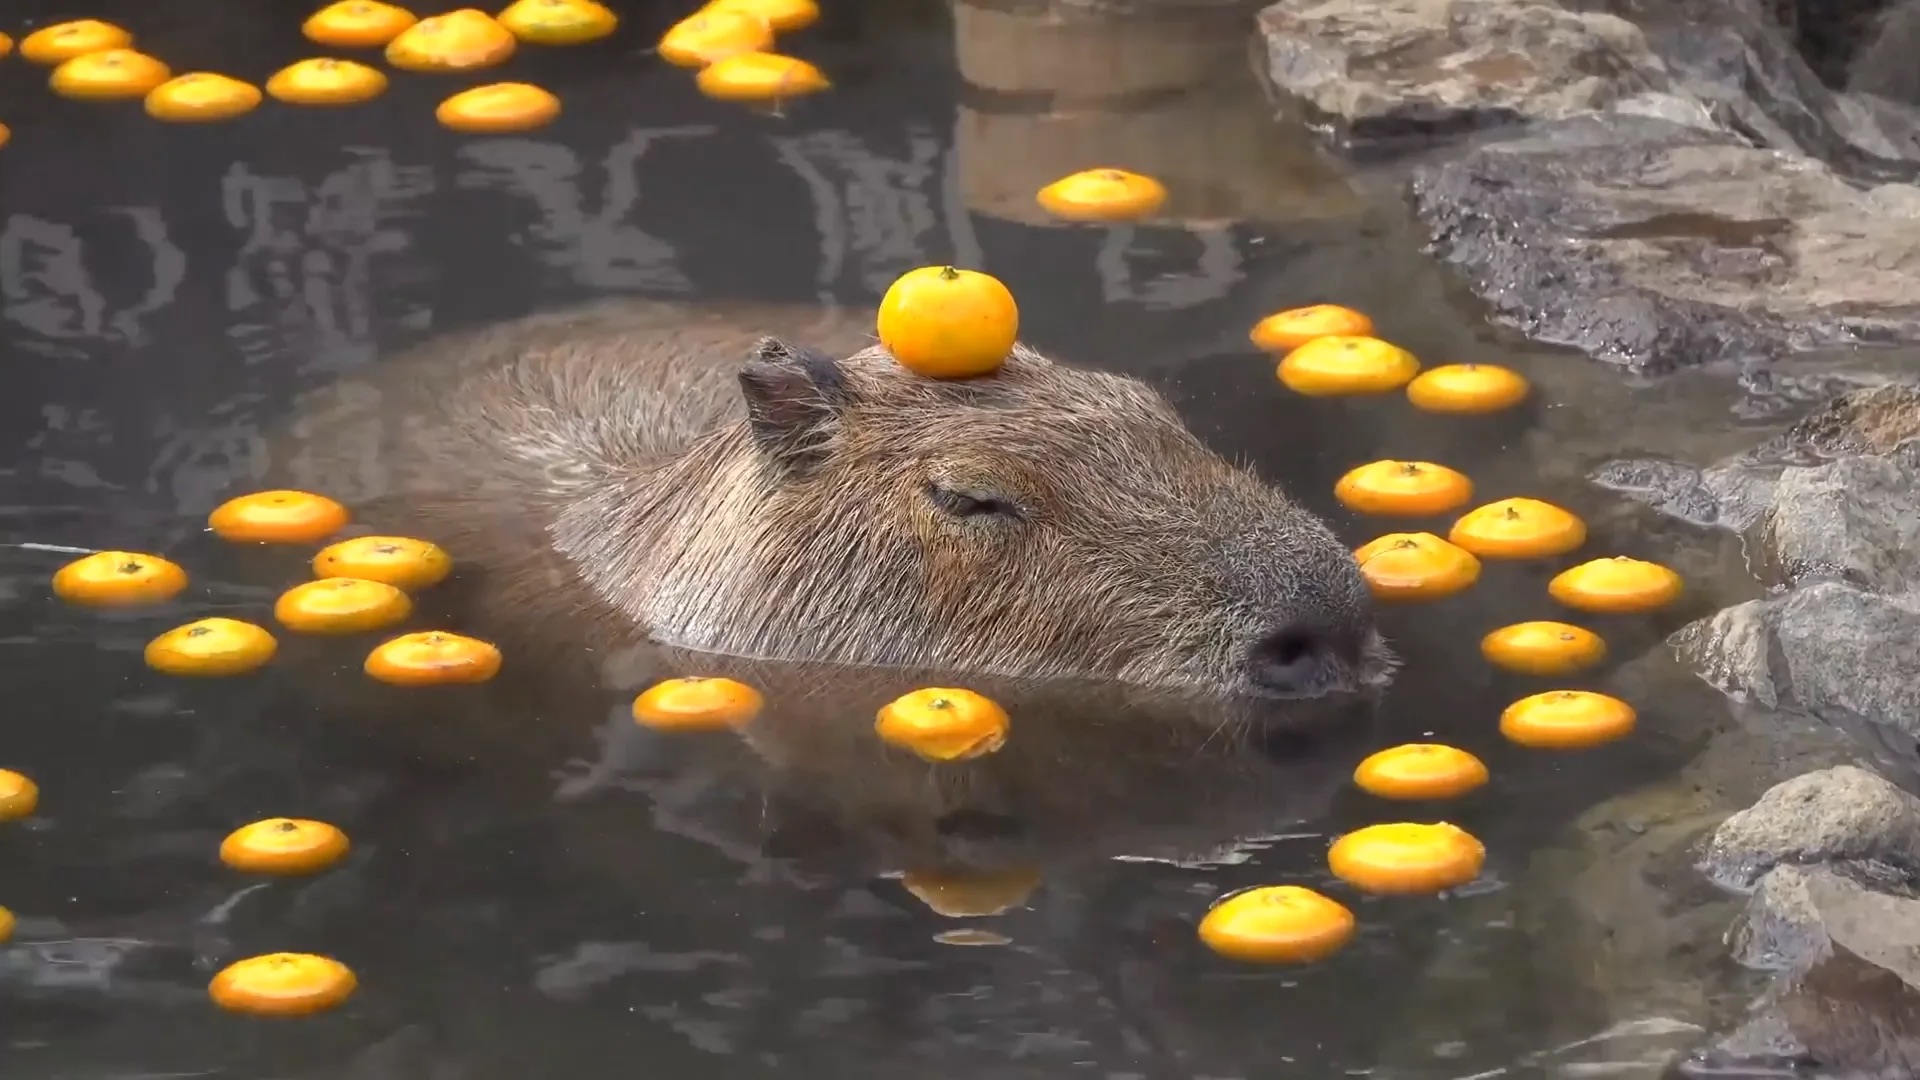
[{"left": 1248, "top": 624, "right": 1339, "bottom": 695}]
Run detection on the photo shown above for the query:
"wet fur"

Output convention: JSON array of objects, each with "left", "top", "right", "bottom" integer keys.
[{"left": 275, "top": 298, "right": 1393, "bottom": 703}]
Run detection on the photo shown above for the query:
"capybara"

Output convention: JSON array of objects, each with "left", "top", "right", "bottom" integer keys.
[
  {"left": 274, "top": 298, "right": 1394, "bottom": 710},
  {"left": 255, "top": 309, "right": 1393, "bottom": 1077}
]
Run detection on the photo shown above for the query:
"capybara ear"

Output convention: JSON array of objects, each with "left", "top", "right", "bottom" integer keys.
[{"left": 738, "top": 337, "right": 851, "bottom": 474}]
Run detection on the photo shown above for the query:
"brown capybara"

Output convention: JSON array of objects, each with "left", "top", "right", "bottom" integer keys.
[
  {"left": 256, "top": 310, "right": 1392, "bottom": 1072},
  {"left": 273, "top": 298, "right": 1394, "bottom": 712}
]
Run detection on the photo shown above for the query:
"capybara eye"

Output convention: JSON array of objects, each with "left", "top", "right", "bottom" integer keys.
[{"left": 925, "top": 482, "right": 1021, "bottom": 521}]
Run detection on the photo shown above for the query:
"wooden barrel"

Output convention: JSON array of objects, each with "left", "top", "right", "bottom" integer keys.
[{"left": 952, "top": 0, "right": 1362, "bottom": 227}]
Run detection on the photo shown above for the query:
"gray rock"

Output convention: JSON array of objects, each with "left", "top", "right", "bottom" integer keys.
[
  {"left": 1409, "top": 114, "right": 1920, "bottom": 376},
  {"left": 1255, "top": 0, "right": 1669, "bottom": 144},
  {"left": 1589, "top": 0, "right": 1920, "bottom": 175},
  {"left": 1757, "top": 441, "right": 1920, "bottom": 590},
  {"left": 1709, "top": 862, "right": 1920, "bottom": 1077},
  {"left": 1699, "top": 766, "right": 1920, "bottom": 891},
  {"left": 1257, "top": 0, "right": 1920, "bottom": 382},
  {"left": 1678, "top": 1010, "right": 1812, "bottom": 1077},
  {"left": 1670, "top": 598, "right": 1788, "bottom": 710},
  {"left": 1645, "top": 387, "right": 1920, "bottom": 776},
  {"left": 1259, "top": 0, "right": 1920, "bottom": 169},
  {"left": 1600, "top": 382, "right": 1920, "bottom": 533},
  {"left": 1847, "top": 0, "right": 1920, "bottom": 106},
  {"left": 1745, "top": 381, "right": 1920, "bottom": 462},
  {"left": 1729, "top": 861, "right": 1914, "bottom": 970}
]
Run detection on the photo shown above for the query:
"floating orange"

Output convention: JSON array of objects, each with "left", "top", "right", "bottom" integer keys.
[
  {"left": 1327, "top": 821, "right": 1485, "bottom": 895},
  {"left": 1248, "top": 304, "right": 1373, "bottom": 354},
  {"left": 0, "top": 769, "right": 38, "bottom": 821},
  {"left": 1548, "top": 557, "right": 1683, "bottom": 615},
  {"left": 312, "top": 535, "right": 451, "bottom": 591},
  {"left": 704, "top": 0, "right": 820, "bottom": 31},
  {"left": 1478, "top": 620, "right": 1606, "bottom": 676},
  {"left": 0, "top": 124, "right": 10, "bottom": 150},
  {"left": 144, "top": 618, "right": 278, "bottom": 677},
  {"left": 1447, "top": 497, "right": 1586, "bottom": 560},
  {"left": 52, "top": 551, "right": 189, "bottom": 607},
  {"left": 265, "top": 58, "right": 389, "bottom": 105},
  {"left": 303, "top": 0, "right": 419, "bottom": 47},
  {"left": 1276, "top": 335, "right": 1420, "bottom": 397},
  {"left": 1405, "top": 363, "right": 1531, "bottom": 414},
  {"left": 1333, "top": 460, "right": 1474, "bottom": 517},
  {"left": 1500, "top": 690, "right": 1636, "bottom": 750},
  {"left": 694, "top": 52, "right": 830, "bottom": 104},
  {"left": 874, "top": 687, "right": 1010, "bottom": 762},
  {"left": 220, "top": 818, "right": 351, "bottom": 875},
  {"left": 901, "top": 866, "right": 1040, "bottom": 917},
  {"left": 208, "top": 489, "right": 350, "bottom": 544},
  {"left": 0, "top": 906, "right": 12, "bottom": 943},
  {"left": 363, "top": 631, "right": 502, "bottom": 686},
  {"left": 0, "top": 32, "right": 12, "bottom": 59},
  {"left": 435, "top": 82, "right": 561, "bottom": 133},
  {"left": 1034, "top": 168, "right": 1169, "bottom": 223},
  {"left": 1352, "top": 743, "right": 1489, "bottom": 801},
  {"left": 1353, "top": 532, "right": 1480, "bottom": 602},
  {"left": 875, "top": 265, "right": 1019, "bottom": 379},
  {"left": 497, "top": 0, "right": 619, "bottom": 44},
  {"left": 655, "top": 9, "right": 773, "bottom": 68},
  {"left": 48, "top": 49, "right": 170, "bottom": 100},
  {"left": 385, "top": 8, "right": 517, "bottom": 72},
  {"left": 209, "top": 954, "right": 357, "bottom": 1017},
  {"left": 274, "top": 578, "right": 412, "bottom": 635},
  {"left": 145, "top": 73, "right": 262, "bottom": 122},
  {"left": 631, "top": 676, "right": 765, "bottom": 731},
  {"left": 20, "top": 19, "right": 132, "bottom": 65},
  {"left": 1198, "top": 885, "right": 1355, "bottom": 964}
]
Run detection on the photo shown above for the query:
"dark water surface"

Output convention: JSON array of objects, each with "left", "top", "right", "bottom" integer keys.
[{"left": 0, "top": 1, "right": 1768, "bottom": 1077}]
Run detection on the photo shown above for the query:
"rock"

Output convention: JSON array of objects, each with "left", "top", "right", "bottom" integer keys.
[
  {"left": 1758, "top": 382, "right": 1920, "bottom": 459},
  {"left": 1259, "top": 0, "right": 1920, "bottom": 170},
  {"left": 1846, "top": 0, "right": 1920, "bottom": 104},
  {"left": 1634, "top": 386, "right": 1920, "bottom": 780},
  {"left": 1678, "top": 1010, "right": 1813, "bottom": 1077},
  {"left": 1757, "top": 441, "right": 1920, "bottom": 590},
  {"left": 1770, "top": 0, "right": 1888, "bottom": 88},
  {"left": 1254, "top": 0, "right": 1920, "bottom": 380},
  {"left": 1669, "top": 599, "right": 1786, "bottom": 710},
  {"left": 1255, "top": 0, "right": 1669, "bottom": 144},
  {"left": 1409, "top": 113, "right": 1920, "bottom": 376},
  {"left": 1595, "top": 384, "right": 1920, "bottom": 530},
  {"left": 1584, "top": 0, "right": 1920, "bottom": 176},
  {"left": 1708, "top": 862, "right": 1920, "bottom": 1076},
  {"left": 1730, "top": 861, "right": 1910, "bottom": 969},
  {"left": 1698, "top": 766, "right": 1920, "bottom": 891}
]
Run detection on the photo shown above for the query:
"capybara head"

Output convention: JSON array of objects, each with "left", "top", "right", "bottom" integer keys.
[{"left": 560, "top": 338, "right": 1395, "bottom": 706}]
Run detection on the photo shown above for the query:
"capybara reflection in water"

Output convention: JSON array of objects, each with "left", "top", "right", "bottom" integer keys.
[{"left": 276, "top": 300, "right": 1394, "bottom": 705}]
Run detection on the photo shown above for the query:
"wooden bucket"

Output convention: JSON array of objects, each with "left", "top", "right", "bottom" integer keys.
[{"left": 952, "top": 0, "right": 1362, "bottom": 227}]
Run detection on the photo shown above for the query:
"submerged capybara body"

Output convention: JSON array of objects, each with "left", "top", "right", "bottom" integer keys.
[
  {"left": 641, "top": 649, "right": 1382, "bottom": 881},
  {"left": 274, "top": 299, "right": 1392, "bottom": 710}
]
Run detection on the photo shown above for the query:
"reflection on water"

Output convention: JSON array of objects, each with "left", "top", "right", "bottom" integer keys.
[
  {"left": 0, "top": 0, "right": 1752, "bottom": 1077},
  {"left": 458, "top": 127, "right": 709, "bottom": 293}
]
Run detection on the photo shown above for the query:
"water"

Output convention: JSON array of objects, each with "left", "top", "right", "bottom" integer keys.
[{"left": 0, "top": 0, "right": 1797, "bottom": 1076}]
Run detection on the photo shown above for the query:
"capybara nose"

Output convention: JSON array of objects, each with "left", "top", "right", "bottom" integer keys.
[{"left": 1247, "top": 622, "right": 1352, "bottom": 696}]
